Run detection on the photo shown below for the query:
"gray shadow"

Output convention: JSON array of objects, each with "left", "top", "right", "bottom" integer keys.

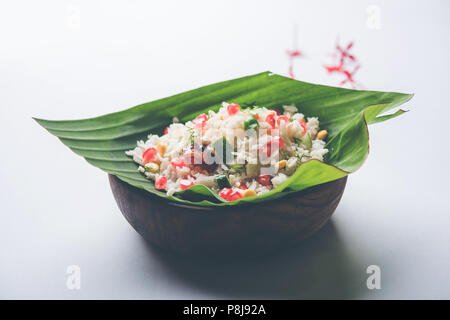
[{"left": 143, "top": 218, "right": 366, "bottom": 299}]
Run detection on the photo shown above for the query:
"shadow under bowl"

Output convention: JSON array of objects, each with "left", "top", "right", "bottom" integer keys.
[{"left": 109, "top": 174, "right": 347, "bottom": 257}]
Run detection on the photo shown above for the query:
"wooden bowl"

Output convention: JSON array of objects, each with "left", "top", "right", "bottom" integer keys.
[{"left": 109, "top": 174, "right": 347, "bottom": 257}]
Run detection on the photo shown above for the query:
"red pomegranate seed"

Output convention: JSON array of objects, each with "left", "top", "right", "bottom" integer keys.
[
  {"left": 155, "top": 176, "right": 167, "bottom": 190},
  {"left": 180, "top": 179, "right": 194, "bottom": 190},
  {"left": 229, "top": 191, "right": 243, "bottom": 201},
  {"left": 260, "top": 145, "right": 270, "bottom": 157},
  {"left": 143, "top": 148, "right": 157, "bottom": 163},
  {"left": 264, "top": 137, "right": 284, "bottom": 156},
  {"left": 238, "top": 183, "right": 248, "bottom": 190},
  {"left": 227, "top": 103, "right": 240, "bottom": 115},
  {"left": 257, "top": 175, "right": 272, "bottom": 187},
  {"left": 265, "top": 113, "right": 276, "bottom": 129},
  {"left": 299, "top": 119, "right": 307, "bottom": 136},
  {"left": 219, "top": 188, "right": 233, "bottom": 200},
  {"left": 164, "top": 127, "right": 169, "bottom": 135},
  {"left": 171, "top": 158, "right": 186, "bottom": 169},
  {"left": 272, "top": 136, "right": 284, "bottom": 149},
  {"left": 193, "top": 113, "right": 208, "bottom": 129},
  {"left": 277, "top": 116, "right": 290, "bottom": 126}
]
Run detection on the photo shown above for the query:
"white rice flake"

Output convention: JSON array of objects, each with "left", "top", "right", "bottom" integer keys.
[{"left": 271, "top": 173, "right": 288, "bottom": 188}]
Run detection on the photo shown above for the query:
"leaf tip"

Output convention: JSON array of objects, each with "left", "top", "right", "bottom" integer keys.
[
  {"left": 32, "top": 117, "right": 45, "bottom": 126},
  {"left": 405, "top": 92, "right": 414, "bottom": 101}
]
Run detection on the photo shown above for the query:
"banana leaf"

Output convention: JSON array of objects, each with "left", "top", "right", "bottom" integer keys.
[{"left": 34, "top": 72, "right": 412, "bottom": 206}]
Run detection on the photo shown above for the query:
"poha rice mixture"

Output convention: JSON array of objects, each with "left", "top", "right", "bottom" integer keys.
[{"left": 126, "top": 103, "right": 328, "bottom": 201}]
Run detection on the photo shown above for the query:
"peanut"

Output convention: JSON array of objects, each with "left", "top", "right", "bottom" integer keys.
[
  {"left": 242, "top": 189, "right": 257, "bottom": 198},
  {"left": 317, "top": 130, "right": 328, "bottom": 140},
  {"left": 278, "top": 160, "right": 287, "bottom": 169},
  {"left": 145, "top": 162, "right": 159, "bottom": 173}
]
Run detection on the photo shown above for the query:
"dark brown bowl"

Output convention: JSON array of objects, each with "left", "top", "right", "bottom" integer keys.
[{"left": 109, "top": 174, "right": 347, "bottom": 257}]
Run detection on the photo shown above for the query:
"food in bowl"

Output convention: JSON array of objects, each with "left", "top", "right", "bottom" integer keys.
[
  {"left": 35, "top": 72, "right": 412, "bottom": 254},
  {"left": 126, "top": 103, "right": 329, "bottom": 201}
]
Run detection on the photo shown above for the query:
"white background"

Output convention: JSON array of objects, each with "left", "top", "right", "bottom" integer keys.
[{"left": 1, "top": 0, "right": 449, "bottom": 299}]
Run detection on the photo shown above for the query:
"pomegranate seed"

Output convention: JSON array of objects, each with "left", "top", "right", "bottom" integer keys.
[
  {"left": 180, "top": 179, "right": 194, "bottom": 190},
  {"left": 219, "top": 188, "right": 233, "bottom": 200},
  {"left": 143, "top": 148, "right": 157, "bottom": 163},
  {"left": 257, "top": 175, "right": 272, "bottom": 186},
  {"left": 193, "top": 114, "right": 208, "bottom": 128},
  {"left": 229, "top": 191, "right": 243, "bottom": 201},
  {"left": 238, "top": 183, "right": 248, "bottom": 190},
  {"left": 265, "top": 113, "right": 276, "bottom": 129},
  {"left": 263, "top": 137, "right": 284, "bottom": 156},
  {"left": 227, "top": 103, "right": 240, "bottom": 115},
  {"left": 272, "top": 136, "right": 284, "bottom": 149},
  {"left": 171, "top": 158, "right": 186, "bottom": 169},
  {"left": 299, "top": 119, "right": 307, "bottom": 136},
  {"left": 164, "top": 127, "right": 169, "bottom": 135},
  {"left": 260, "top": 145, "right": 270, "bottom": 157},
  {"left": 155, "top": 176, "right": 167, "bottom": 190},
  {"left": 277, "top": 116, "right": 290, "bottom": 126}
]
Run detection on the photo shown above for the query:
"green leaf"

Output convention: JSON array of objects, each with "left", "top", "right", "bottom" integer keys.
[
  {"left": 301, "top": 132, "right": 312, "bottom": 149},
  {"left": 229, "top": 164, "right": 245, "bottom": 174},
  {"left": 34, "top": 71, "right": 412, "bottom": 206},
  {"left": 244, "top": 115, "right": 259, "bottom": 131}
]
